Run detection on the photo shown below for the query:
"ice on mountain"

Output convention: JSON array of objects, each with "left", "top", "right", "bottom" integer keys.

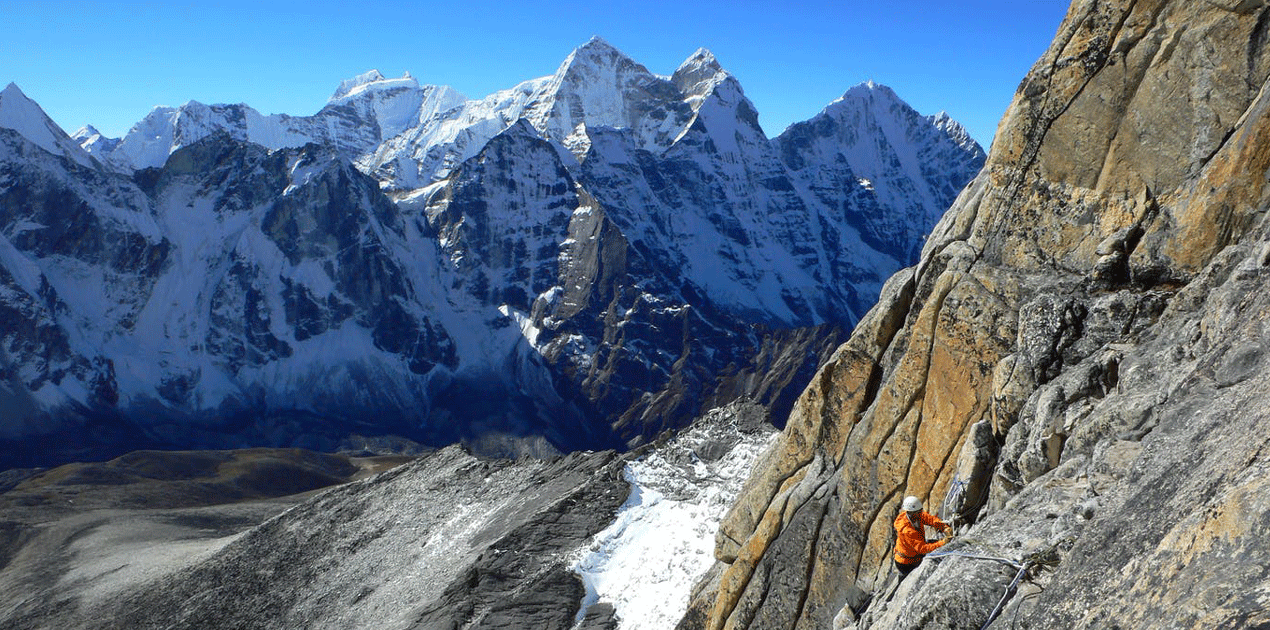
[
  {"left": 327, "top": 71, "right": 425, "bottom": 109},
  {"left": 334, "top": 69, "right": 381, "bottom": 97},
  {"left": 776, "top": 80, "right": 986, "bottom": 264},
  {"left": 671, "top": 48, "right": 731, "bottom": 111}
]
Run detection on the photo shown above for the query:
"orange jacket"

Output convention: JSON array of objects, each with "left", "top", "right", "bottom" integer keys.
[{"left": 893, "top": 510, "right": 950, "bottom": 565}]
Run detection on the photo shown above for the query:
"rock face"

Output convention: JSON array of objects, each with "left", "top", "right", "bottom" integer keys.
[
  {"left": 680, "top": 1, "right": 1270, "bottom": 628},
  {"left": 0, "top": 40, "right": 984, "bottom": 469}
]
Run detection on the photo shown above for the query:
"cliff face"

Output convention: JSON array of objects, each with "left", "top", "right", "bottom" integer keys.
[{"left": 680, "top": 1, "right": 1270, "bottom": 628}]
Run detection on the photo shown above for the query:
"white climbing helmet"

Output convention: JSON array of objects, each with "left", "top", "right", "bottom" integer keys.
[{"left": 902, "top": 495, "right": 923, "bottom": 512}]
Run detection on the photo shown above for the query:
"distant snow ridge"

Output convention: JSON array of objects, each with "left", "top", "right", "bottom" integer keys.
[
  {"left": 0, "top": 38, "right": 985, "bottom": 468},
  {"left": 570, "top": 404, "right": 778, "bottom": 630}
]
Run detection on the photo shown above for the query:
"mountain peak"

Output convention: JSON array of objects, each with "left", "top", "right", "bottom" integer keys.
[
  {"left": 817, "top": 81, "right": 908, "bottom": 121},
  {"left": 684, "top": 48, "right": 721, "bottom": 71},
  {"left": 0, "top": 82, "right": 96, "bottom": 168},
  {"left": 1, "top": 83, "right": 40, "bottom": 116},
  {"left": 576, "top": 36, "right": 619, "bottom": 55},
  {"left": 559, "top": 36, "right": 634, "bottom": 73},
  {"left": 330, "top": 70, "right": 419, "bottom": 103},
  {"left": 671, "top": 48, "right": 733, "bottom": 102},
  {"left": 929, "top": 111, "right": 983, "bottom": 156},
  {"left": 72, "top": 125, "right": 101, "bottom": 140},
  {"left": 335, "top": 70, "right": 386, "bottom": 96},
  {"left": 2, "top": 82, "right": 26, "bottom": 99},
  {"left": 840, "top": 80, "right": 899, "bottom": 102},
  {"left": 501, "top": 117, "right": 540, "bottom": 139}
]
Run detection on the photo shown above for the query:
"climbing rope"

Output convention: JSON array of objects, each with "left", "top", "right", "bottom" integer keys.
[
  {"left": 925, "top": 543, "right": 1031, "bottom": 630},
  {"left": 882, "top": 479, "right": 1050, "bottom": 629},
  {"left": 926, "top": 548, "right": 1024, "bottom": 569},
  {"left": 980, "top": 560, "right": 1030, "bottom": 629},
  {"left": 941, "top": 477, "right": 968, "bottom": 521},
  {"left": 925, "top": 535, "right": 1016, "bottom": 564}
]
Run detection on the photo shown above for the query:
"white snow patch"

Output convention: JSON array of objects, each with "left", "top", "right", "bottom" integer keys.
[
  {"left": 570, "top": 418, "right": 778, "bottom": 629},
  {"left": 499, "top": 304, "right": 541, "bottom": 347},
  {"left": 328, "top": 70, "right": 422, "bottom": 104}
]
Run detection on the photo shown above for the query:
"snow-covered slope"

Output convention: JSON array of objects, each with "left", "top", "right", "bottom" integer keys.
[
  {"left": 571, "top": 403, "right": 778, "bottom": 629},
  {"left": 71, "top": 125, "right": 119, "bottom": 156},
  {"left": 0, "top": 83, "right": 96, "bottom": 169},
  {"left": 0, "top": 40, "right": 984, "bottom": 467}
]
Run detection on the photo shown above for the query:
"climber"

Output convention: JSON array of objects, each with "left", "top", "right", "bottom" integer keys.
[{"left": 893, "top": 495, "right": 952, "bottom": 578}]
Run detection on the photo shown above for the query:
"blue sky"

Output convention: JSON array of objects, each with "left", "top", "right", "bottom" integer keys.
[{"left": 4, "top": 0, "right": 1070, "bottom": 149}]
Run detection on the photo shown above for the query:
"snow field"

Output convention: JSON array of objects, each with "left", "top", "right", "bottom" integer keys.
[{"left": 570, "top": 420, "right": 778, "bottom": 630}]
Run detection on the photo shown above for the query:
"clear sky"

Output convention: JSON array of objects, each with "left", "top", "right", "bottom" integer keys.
[{"left": 4, "top": 0, "right": 1070, "bottom": 150}]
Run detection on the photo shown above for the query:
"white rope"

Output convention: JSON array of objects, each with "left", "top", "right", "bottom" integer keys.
[
  {"left": 920, "top": 478, "right": 1037, "bottom": 629},
  {"left": 925, "top": 549, "right": 1024, "bottom": 570}
]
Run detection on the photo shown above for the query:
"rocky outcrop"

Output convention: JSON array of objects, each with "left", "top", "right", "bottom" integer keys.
[{"left": 681, "top": 1, "right": 1270, "bottom": 628}]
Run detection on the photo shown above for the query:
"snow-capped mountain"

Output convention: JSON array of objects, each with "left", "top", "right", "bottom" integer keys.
[
  {"left": 71, "top": 124, "right": 120, "bottom": 156},
  {"left": 775, "top": 81, "right": 987, "bottom": 263},
  {"left": 0, "top": 83, "right": 97, "bottom": 169},
  {"left": 0, "top": 40, "right": 984, "bottom": 468},
  {"left": 85, "top": 70, "right": 467, "bottom": 175}
]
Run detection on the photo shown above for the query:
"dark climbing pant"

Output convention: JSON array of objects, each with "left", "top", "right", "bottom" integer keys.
[{"left": 895, "top": 558, "right": 921, "bottom": 577}]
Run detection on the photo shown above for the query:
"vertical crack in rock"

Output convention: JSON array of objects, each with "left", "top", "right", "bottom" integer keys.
[
  {"left": 790, "top": 498, "right": 831, "bottom": 629},
  {"left": 855, "top": 485, "right": 903, "bottom": 584}
]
